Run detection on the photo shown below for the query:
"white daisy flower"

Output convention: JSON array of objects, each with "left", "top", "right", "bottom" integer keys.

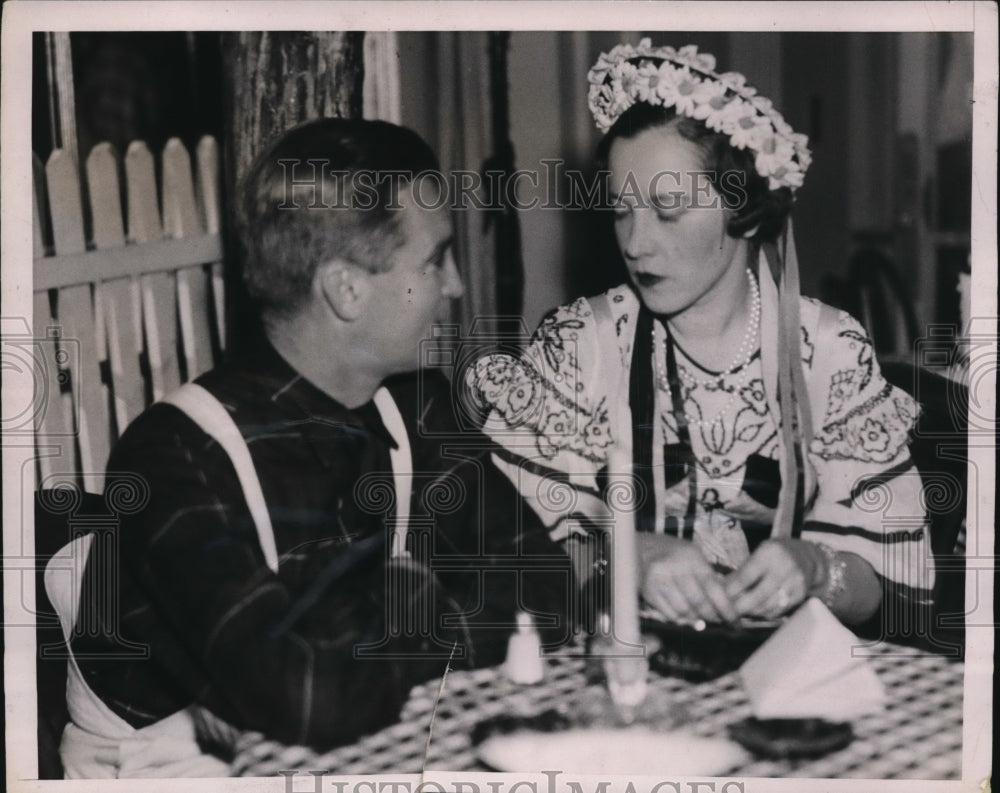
[
  {"left": 772, "top": 115, "right": 794, "bottom": 137},
  {"left": 691, "top": 80, "right": 731, "bottom": 120},
  {"left": 796, "top": 150, "right": 813, "bottom": 171},
  {"left": 718, "top": 71, "right": 757, "bottom": 97},
  {"left": 653, "top": 62, "right": 684, "bottom": 106},
  {"left": 674, "top": 44, "right": 700, "bottom": 65},
  {"left": 790, "top": 131, "right": 810, "bottom": 149},
  {"left": 635, "top": 61, "right": 662, "bottom": 102},
  {"left": 614, "top": 62, "right": 642, "bottom": 101},
  {"left": 754, "top": 134, "right": 795, "bottom": 177},
  {"left": 729, "top": 109, "right": 770, "bottom": 149},
  {"left": 690, "top": 51, "right": 717, "bottom": 73},
  {"left": 672, "top": 69, "right": 703, "bottom": 117},
  {"left": 768, "top": 161, "right": 805, "bottom": 190},
  {"left": 586, "top": 42, "right": 813, "bottom": 191},
  {"left": 710, "top": 96, "right": 754, "bottom": 135}
]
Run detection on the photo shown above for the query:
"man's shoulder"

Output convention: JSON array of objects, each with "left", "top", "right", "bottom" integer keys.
[
  {"left": 193, "top": 360, "right": 291, "bottom": 414},
  {"left": 109, "top": 399, "right": 213, "bottom": 474},
  {"left": 109, "top": 362, "right": 269, "bottom": 469}
]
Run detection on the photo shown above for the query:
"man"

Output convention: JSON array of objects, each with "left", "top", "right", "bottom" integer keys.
[{"left": 57, "top": 119, "right": 573, "bottom": 776}]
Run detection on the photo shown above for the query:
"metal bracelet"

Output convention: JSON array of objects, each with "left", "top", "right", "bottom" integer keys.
[{"left": 815, "top": 543, "right": 848, "bottom": 609}]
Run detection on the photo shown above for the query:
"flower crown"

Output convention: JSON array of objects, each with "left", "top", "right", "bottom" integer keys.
[{"left": 588, "top": 39, "right": 812, "bottom": 191}]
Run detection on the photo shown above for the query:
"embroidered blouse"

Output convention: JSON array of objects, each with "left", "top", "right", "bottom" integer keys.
[{"left": 469, "top": 283, "right": 934, "bottom": 606}]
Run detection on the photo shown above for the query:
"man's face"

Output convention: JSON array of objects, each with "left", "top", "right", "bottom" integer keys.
[{"left": 363, "top": 184, "right": 462, "bottom": 374}]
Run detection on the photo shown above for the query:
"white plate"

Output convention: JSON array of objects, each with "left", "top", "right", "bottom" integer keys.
[{"left": 477, "top": 727, "right": 751, "bottom": 775}]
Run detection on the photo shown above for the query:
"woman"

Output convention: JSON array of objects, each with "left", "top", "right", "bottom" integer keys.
[{"left": 470, "top": 40, "right": 933, "bottom": 627}]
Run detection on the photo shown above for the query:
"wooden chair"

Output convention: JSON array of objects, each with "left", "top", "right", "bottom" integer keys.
[
  {"left": 34, "top": 489, "right": 108, "bottom": 779},
  {"left": 856, "top": 361, "right": 969, "bottom": 657},
  {"left": 33, "top": 136, "right": 225, "bottom": 493},
  {"left": 843, "top": 247, "right": 920, "bottom": 362},
  {"left": 33, "top": 136, "right": 226, "bottom": 777}
]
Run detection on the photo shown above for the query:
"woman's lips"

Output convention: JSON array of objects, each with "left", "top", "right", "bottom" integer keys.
[{"left": 633, "top": 272, "right": 664, "bottom": 288}]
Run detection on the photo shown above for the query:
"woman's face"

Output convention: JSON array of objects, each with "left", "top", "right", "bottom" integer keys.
[{"left": 608, "top": 124, "right": 745, "bottom": 317}]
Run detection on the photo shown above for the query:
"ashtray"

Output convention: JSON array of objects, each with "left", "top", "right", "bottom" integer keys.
[
  {"left": 727, "top": 717, "right": 854, "bottom": 759},
  {"left": 641, "top": 616, "right": 778, "bottom": 681}
]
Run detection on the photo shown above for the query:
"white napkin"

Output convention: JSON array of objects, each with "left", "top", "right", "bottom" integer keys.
[{"left": 739, "top": 598, "right": 886, "bottom": 721}]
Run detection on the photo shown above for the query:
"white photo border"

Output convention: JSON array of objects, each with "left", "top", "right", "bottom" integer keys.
[{"left": 2, "top": 3, "right": 995, "bottom": 792}]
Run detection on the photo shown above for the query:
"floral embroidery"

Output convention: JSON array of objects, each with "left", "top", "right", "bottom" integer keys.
[
  {"left": 811, "top": 304, "right": 917, "bottom": 463},
  {"left": 819, "top": 323, "right": 879, "bottom": 428},
  {"left": 800, "top": 324, "right": 815, "bottom": 367},
  {"left": 471, "top": 355, "right": 520, "bottom": 415},
  {"left": 473, "top": 286, "right": 929, "bottom": 600},
  {"left": 812, "top": 386, "right": 917, "bottom": 463},
  {"left": 826, "top": 369, "right": 858, "bottom": 420},
  {"left": 531, "top": 299, "right": 590, "bottom": 380},
  {"left": 582, "top": 397, "right": 614, "bottom": 452},
  {"left": 537, "top": 409, "right": 575, "bottom": 459},
  {"left": 894, "top": 393, "right": 918, "bottom": 426},
  {"left": 505, "top": 377, "right": 538, "bottom": 418},
  {"left": 859, "top": 418, "right": 890, "bottom": 453},
  {"left": 475, "top": 289, "right": 916, "bottom": 480},
  {"left": 840, "top": 328, "right": 874, "bottom": 391},
  {"left": 470, "top": 298, "right": 619, "bottom": 464},
  {"left": 735, "top": 419, "right": 767, "bottom": 444},
  {"left": 811, "top": 310, "right": 915, "bottom": 463},
  {"left": 739, "top": 377, "right": 768, "bottom": 416},
  {"left": 661, "top": 367, "right": 777, "bottom": 472},
  {"left": 700, "top": 487, "right": 724, "bottom": 511}
]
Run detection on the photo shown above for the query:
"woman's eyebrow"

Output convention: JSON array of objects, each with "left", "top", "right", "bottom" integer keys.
[{"left": 651, "top": 190, "right": 688, "bottom": 211}]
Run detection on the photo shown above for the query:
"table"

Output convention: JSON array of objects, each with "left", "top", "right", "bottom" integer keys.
[{"left": 231, "top": 641, "right": 963, "bottom": 779}]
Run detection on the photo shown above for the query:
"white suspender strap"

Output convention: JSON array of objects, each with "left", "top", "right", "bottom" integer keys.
[
  {"left": 162, "top": 383, "right": 280, "bottom": 573},
  {"left": 373, "top": 387, "right": 411, "bottom": 558}
]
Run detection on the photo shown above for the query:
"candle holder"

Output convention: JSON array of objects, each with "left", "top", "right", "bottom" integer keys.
[
  {"left": 587, "top": 613, "right": 649, "bottom": 725},
  {"left": 580, "top": 630, "right": 680, "bottom": 729}
]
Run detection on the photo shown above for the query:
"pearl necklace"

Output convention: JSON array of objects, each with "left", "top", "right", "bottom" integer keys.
[
  {"left": 653, "top": 267, "right": 761, "bottom": 427},
  {"left": 677, "top": 267, "right": 760, "bottom": 388}
]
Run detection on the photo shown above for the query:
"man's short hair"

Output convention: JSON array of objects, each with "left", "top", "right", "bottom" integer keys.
[{"left": 239, "top": 118, "right": 440, "bottom": 317}]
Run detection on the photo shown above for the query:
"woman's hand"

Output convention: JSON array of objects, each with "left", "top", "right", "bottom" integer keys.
[
  {"left": 638, "top": 534, "right": 739, "bottom": 625},
  {"left": 724, "top": 539, "right": 822, "bottom": 619}
]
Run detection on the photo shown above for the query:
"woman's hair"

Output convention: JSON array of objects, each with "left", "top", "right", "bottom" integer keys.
[
  {"left": 596, "top": 103, "right": 793, "bottom": 243},
  {"left": 239, "top": 118, "right": 440, "bottom": 318}
]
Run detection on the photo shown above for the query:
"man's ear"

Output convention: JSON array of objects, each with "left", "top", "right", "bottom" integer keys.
[{"left": 316, "top": 260, "right": 372, "bottom": 322}]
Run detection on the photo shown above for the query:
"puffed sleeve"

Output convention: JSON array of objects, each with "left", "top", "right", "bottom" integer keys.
[
  {"left": 466, "top": 297, "right": 617, "bottom": 541},
  {"left": 800, "top": 307, "right": 934, "bottom": 606}
]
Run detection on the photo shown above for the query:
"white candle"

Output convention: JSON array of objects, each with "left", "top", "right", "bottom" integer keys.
[
  {"left": 604, "top": 446, "right": 646, "bottom": 721},
  {"left": 606, "top": 447, "right": 641, "bottom": 646}
]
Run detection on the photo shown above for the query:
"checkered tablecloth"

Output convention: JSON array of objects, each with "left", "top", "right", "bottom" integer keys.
[{"left": 231, "top": 640, "right": 963, "bottom": 779}]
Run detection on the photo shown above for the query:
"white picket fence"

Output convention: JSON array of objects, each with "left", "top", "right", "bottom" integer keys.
[{"left": 33, "top": 136, "right": 225, "bottom": 492}]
